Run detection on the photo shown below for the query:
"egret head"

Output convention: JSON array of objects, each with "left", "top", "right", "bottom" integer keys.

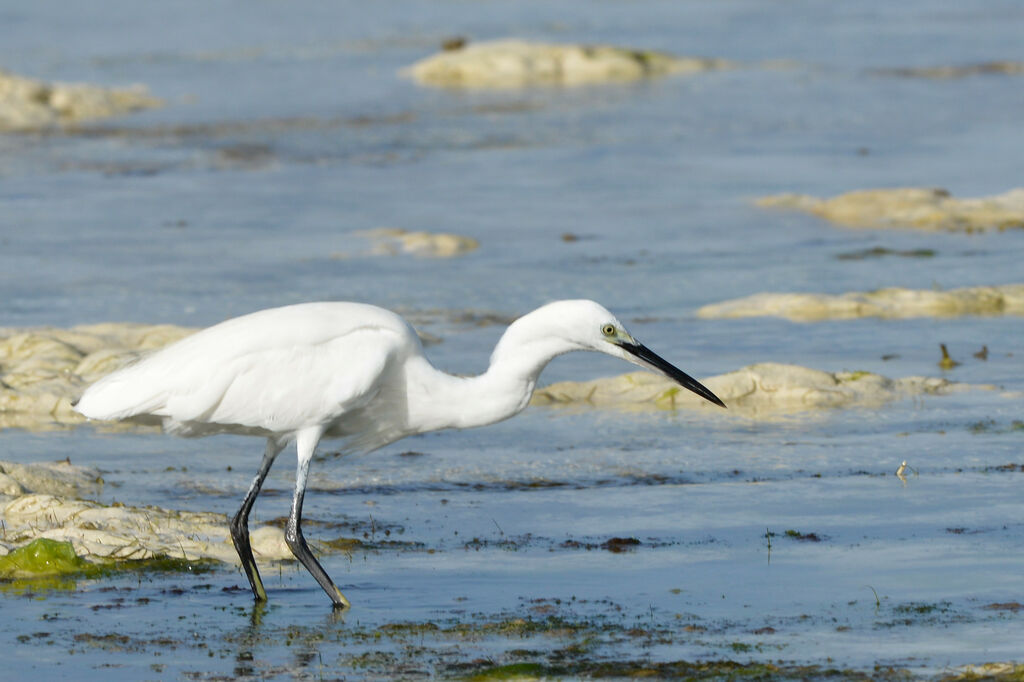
[{"left": 523, "top": 300, "right": 726, "bottom": 408}]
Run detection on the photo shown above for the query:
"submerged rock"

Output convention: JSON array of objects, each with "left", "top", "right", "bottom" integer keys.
[
  {"left": 757, "top": 187, "right": 1024, "bottom": 232},
  {"left": 352, "top": 227, "right": 479, "bottom": 258},
  {"left": 0, "top": 459, "right": 103, "bottom": 498},
  {"left": 0, "top": 493, "right": 290, "bottom": 564},
  {"left": 406, "top": 39, "right": 733, "bottom": 88},
  {"left": 0, "top": 322, "right": 194, "bottom": 431},
  {"left": 874, "top": 61, "right": 1024, "bottom": 79},
  {"left": 532, "top": 362, "right": 989, "bottom": 416},
  {"left": 0, "top": 67, "right": 161, "bottom": 131},
  {"left": 696, "top": 284, "right": 1024, "bottom": 321}
]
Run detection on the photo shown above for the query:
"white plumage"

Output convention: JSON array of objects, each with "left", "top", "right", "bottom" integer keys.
[
  {"left": 75, "top": 299, "right": 724, "bottom": 608},
  {"left": 77, "top": 303, "right": 409, "bottom": 439}
]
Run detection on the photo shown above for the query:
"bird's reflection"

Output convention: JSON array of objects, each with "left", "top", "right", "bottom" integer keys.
[{"left": 229, "top": 597, "right": 348, "bottom": 678}]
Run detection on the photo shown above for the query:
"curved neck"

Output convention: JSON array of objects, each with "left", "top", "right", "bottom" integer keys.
[{"left": 406, "top": 317, "right": 579, "bottom": 432}]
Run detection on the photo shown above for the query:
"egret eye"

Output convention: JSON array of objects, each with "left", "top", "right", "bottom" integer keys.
[{"left": 601, "top": 324, "right": 616, "bottom": 338}]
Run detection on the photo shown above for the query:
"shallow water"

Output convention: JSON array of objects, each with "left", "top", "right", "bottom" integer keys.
[{"left": 2, "top": 0, "right": 1024, "bottom": 678}]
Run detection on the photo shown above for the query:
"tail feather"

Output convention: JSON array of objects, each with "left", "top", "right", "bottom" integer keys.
[{"left": 74, "top": 369, "right": 168, "bottom": 421}]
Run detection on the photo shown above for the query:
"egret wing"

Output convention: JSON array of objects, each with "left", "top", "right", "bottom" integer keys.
[
  {"left": 75, "top": 303, "right": 417, "bottom": 434},
  {"left": 185, "top": 328, "right": 402, "bottom": 435}
]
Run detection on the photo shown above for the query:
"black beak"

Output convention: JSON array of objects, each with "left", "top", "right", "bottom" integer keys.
[{"left": 619, "top": 342, "right": 726, "bottom": 408}]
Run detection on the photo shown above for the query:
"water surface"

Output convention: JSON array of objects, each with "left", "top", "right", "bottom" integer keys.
[{"left": 2, "top": 1, "right": 1024, "bottom": 678}]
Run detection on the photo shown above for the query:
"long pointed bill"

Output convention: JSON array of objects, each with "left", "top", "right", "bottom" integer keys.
[{"left": 619, "top": 341, "right": 726, "bottom": 408}]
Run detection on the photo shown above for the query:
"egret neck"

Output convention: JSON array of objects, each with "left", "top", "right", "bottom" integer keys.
[{"left": 405, "top": 319, "right": 581, "bottom": 432}]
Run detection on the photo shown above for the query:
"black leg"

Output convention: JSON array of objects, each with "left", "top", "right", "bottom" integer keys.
[
  {"left": 285, "top": 428, "right": 350, "bottom": 609},
  {"left": 230, "top": 438, "right": 284, "bottom": 602}
]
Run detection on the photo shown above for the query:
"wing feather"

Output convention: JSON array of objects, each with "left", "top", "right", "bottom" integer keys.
[{"left": 75, "top": 303, "right": 415, "bottom": 437}]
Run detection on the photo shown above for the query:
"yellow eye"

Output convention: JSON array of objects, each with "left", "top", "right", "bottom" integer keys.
[{"left": 601, "top": 324, "right": 616, "bottom": 337}]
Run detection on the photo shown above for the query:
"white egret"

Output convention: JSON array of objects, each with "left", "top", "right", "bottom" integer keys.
[{"left": 74, "top": 300, "right": 724, "bottom": 608}]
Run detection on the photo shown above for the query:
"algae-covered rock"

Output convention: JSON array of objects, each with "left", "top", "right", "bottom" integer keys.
[
  {"left": 0, "top": 67, "right": 161, "bottom": 131},
  {"left": 351, "top": 228, "right": 479, "bottom": 258},
  {"left": 0, "top": 322, "right": 194, "bottom": 431},
  {"left": 406, "top": 39, "right": 733, "bottom": 88},
  {"left": 0, "top": 493, "right": 290, "bottom": 564},
  {"left": 757, "top": 187, "right": 1024, "bottom": 232},
  {"left": 696, "top": 284, "right": 1024, "bottom": 322},
  {"left": 532, "top": 362, "right": 986, "bottom": 416}
]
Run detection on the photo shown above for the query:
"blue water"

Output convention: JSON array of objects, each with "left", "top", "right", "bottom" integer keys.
[{"left": 2, "top": 1, "right": 1024, "bottom": 678}]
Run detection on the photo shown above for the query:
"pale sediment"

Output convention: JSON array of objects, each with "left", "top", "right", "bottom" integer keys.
[
  {"left": 406, "top": 39, "right": 734, "bottom": 88},
  {"left": 0, "top": 67, "right": 162, "bottom": 131},
  {"left": 0, "top": 322, "right": 194, "bottom": 431},
  {"left": 348, "top": 227, "right": 480, "bottom": 258},
  {"left": 532, "top": 362, "right": 990, "bottom": 416},
  {"left": 696, "top": 284, "right": 1024, "bottom": 322},
  {"left": 756, "top": 187, "right": 1024, "bottom": 232}
]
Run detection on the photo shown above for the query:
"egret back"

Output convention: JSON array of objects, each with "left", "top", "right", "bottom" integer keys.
[{"left": 74, "top": 302, "right": 418, "bottom": 435}]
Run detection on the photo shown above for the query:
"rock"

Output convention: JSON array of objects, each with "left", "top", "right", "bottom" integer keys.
[
  {"left": 532, "top": 362, "right": 990, "bottom": 416},
  {"left": 0, "top": 473, "right": 25, "bottom": 497},
  {"left": 352, "top": 228, "right": 479, "bottom": 258},
  {"left": 949, "top": 663, "right": 1024, "bottom": 679},
  {"left": 696, "top": 284, "right": 1024, "bottom": 321},
  {"left": 406, "top": 39, "right": 733, "bottom": 88},
  {"left": 249, "top": 525, "right": 291, "bottom": 561},
  {"left": 0, "top": 493, "right": 291, "bottom": 564},
  {"left": 0, "top": 323, "right": 194, "bottom": 431},
  {"left": 757, "top": 187, "right": 1024, "bottom": 232},
  {"left": 0, "top": 67, "right": 161, "bottom": 132},
  {"left": 0, "top": 459, "right": 103, "bottom": 498}
]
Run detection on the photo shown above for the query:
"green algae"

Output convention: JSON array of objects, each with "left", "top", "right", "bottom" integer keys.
[
  {"left": 0, "top": 539, "right": 90, "bottom": 579},
  {"left": 341, "top": 650, "right": 399, "bottom": 670},
  {"left": 655, "top": 385, "right": 682, "bottom": 408},
  {"left": 116, "top": 555, "right": 219, "bottom": 576},
  {"left": 893, "top": 601, "right": 952, "bottom": 616},
  {"left": 15, "top": 590, "right": 990, "bottom": 680},
  {"left": 939, "top": 343, "right": 961, "bottom": 370},
  {"left": 0, "top": 538, "right": 219, "bottom": 595},
  {"left": 464, "top": 662, "right": 547, "bottom": 680},
  {"left": 377, "top": 621, "right": 442, "bottom": 636},
  {"left": 876, "top": 601, "right": 967, "bottom": 629},
  {"left": 0, "top": 539, "right": 97, "bottom": 594},
  {"left": 782, "top": 529, "right": 825, "bottom": 542},
  {"left": 970, "top": 420, "right": 1024, "bottom": 436},
  {"left": 322, "top": 536, "right": 364, "bottom": 552},
  {"left": 835, "top": 246, "right": 937, "bottom": 261},
  {"left": 460, "top": 659, "right": 901, "bottom": 680}
]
